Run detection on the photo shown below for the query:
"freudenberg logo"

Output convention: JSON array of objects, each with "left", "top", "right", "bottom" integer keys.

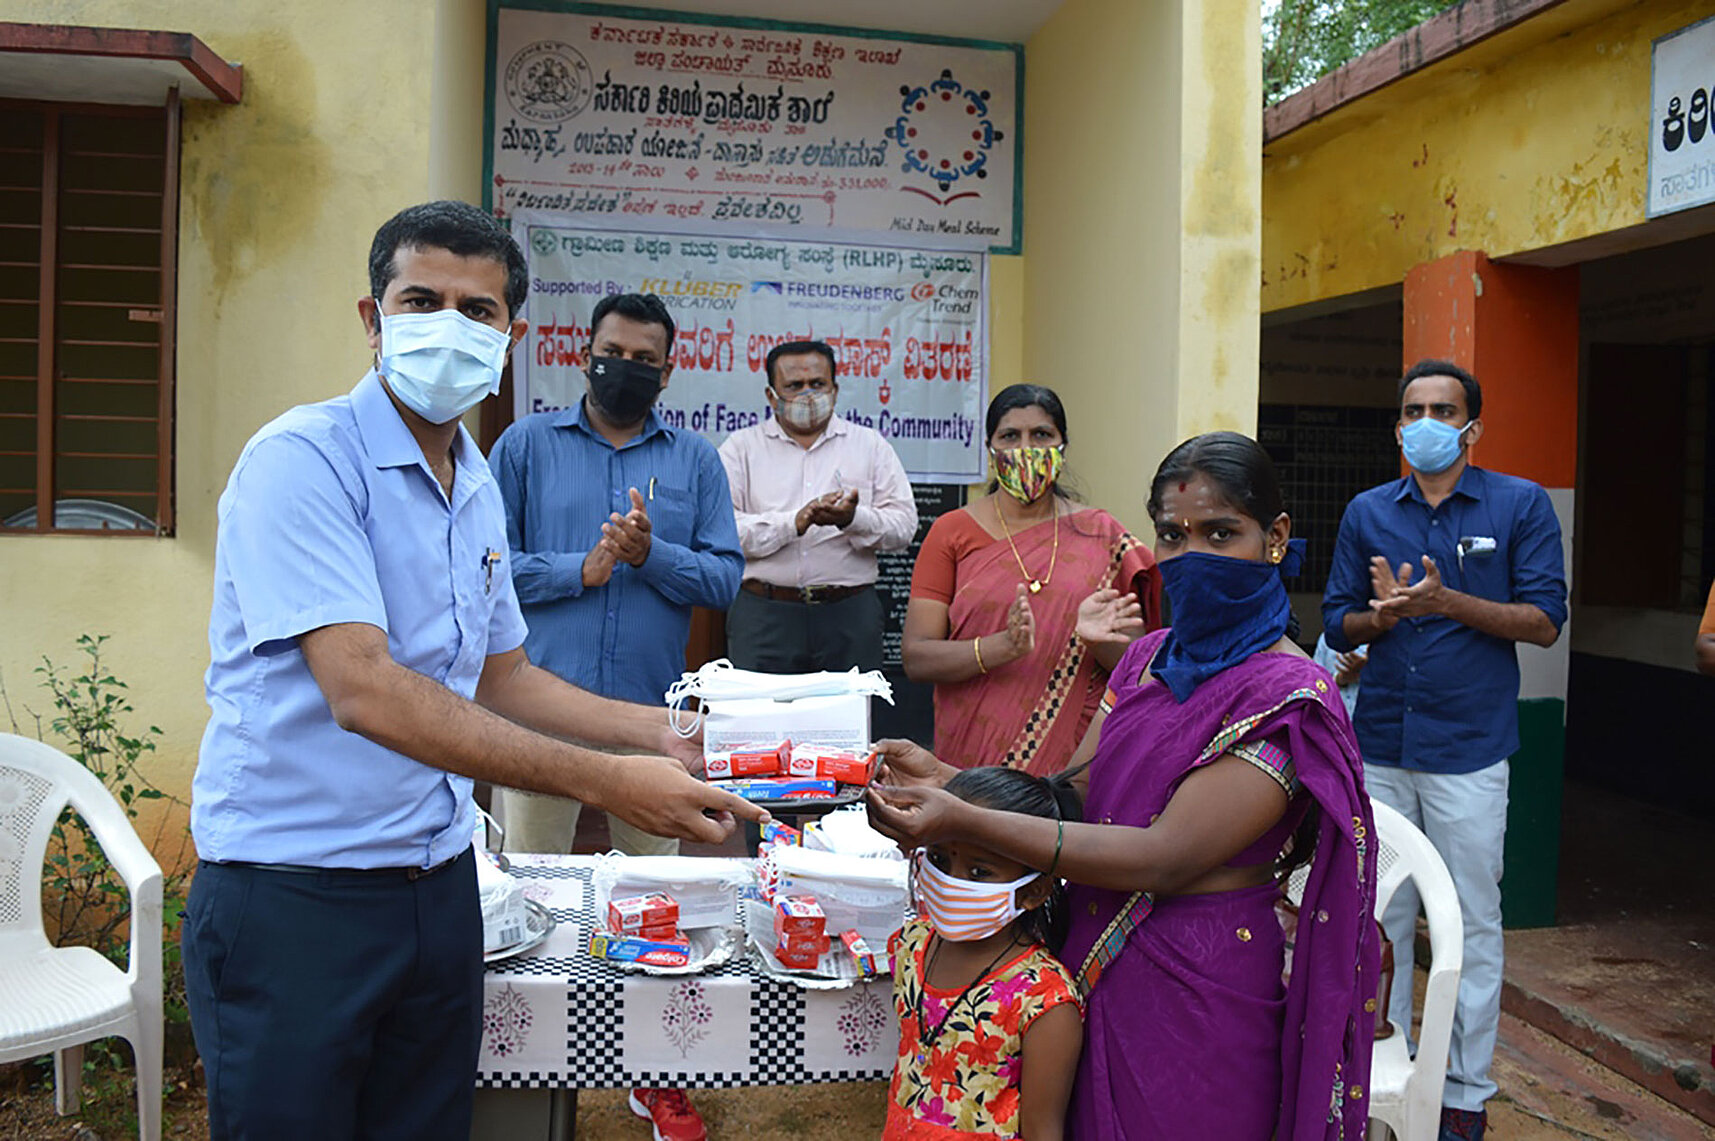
[{"left": 750, "top": 281, "right": 785, "bottom": 294}]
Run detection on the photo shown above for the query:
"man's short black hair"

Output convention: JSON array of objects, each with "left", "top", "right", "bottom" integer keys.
[
  {"left": 1399, "top": 358, "right": 1483, "bottom": 420},
  {"left": 765, "top": 340, "right": 837, "bottom": 387},
  {"left": 368, "top": 200, "right": 528, "bottom": 319},
  {"left": 590, "top": 293, "right": 677, "bottom": 354}
]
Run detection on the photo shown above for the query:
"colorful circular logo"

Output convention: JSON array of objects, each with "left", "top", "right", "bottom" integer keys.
[{"left": 505, "top": 41, "right": 593, "bottom": 123}]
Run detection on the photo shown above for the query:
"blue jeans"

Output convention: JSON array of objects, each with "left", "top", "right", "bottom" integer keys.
[
  {"left": 181, "top": 849, "right": 482, "bottom": 1140},
  {"left": 1364, "top": 761, "right": 1509, "bottom": 1112}
]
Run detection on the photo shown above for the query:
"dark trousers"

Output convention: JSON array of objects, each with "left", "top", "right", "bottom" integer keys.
[
  {"left": 181, "top": 849, "right": 482, "bottom": 1141},
  {"left": 725, "top": 585, "right": 885, "bottom": 673}
]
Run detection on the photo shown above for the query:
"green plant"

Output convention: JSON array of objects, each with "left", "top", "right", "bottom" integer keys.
[{"left": 1, "top": 634, "right": 195, "bottom": 1059}]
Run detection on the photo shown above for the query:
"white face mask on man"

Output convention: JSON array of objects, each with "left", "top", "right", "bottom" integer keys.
[{"left": 376, "top": 305, "right": 511, "bottom": 424}]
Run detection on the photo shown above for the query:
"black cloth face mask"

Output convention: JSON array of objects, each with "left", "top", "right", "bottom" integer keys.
[{"left": 587, "top": 355, "right": 663, "bottom": 424}]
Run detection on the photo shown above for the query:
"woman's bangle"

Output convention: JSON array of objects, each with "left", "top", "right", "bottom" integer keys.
[
  {"left": 973, "top": 636, "right": 988, "bottom": 674},
  {"left": 1046, "top": 818, "right": 1065, "bottom": 878}
]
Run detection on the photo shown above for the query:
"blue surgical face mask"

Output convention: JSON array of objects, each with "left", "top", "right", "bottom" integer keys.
[
  {"left": 376, "top": 305, "right": 512, "bottom": 424},
  {"left": 1399, "top": 417, "right": 1469, "bottom": 475}
]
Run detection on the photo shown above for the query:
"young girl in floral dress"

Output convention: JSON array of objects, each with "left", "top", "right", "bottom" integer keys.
[{"left": 885, "top": 767, "right": 1083, "bottom": 1140}]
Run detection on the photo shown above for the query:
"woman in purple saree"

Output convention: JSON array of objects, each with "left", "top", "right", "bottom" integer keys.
[{"left": 870, "top": 432, "right": 1379, "bottom": 1140}]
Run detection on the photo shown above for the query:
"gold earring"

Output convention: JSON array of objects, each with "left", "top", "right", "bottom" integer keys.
[{"left": 1269, "top": 547, "right": 1283, "bottom": 564}]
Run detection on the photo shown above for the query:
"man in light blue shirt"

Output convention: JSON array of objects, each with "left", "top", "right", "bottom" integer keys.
[{"left": 183, "top": 202, "right": 760, "bottom": 1141}]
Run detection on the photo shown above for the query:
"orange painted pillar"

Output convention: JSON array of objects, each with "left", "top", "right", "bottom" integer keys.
[{"left": 1402, "top": 250, "right": 1579, "bottom": 928}]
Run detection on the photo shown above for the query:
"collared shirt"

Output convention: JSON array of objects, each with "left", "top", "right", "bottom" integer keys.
[
  {"left": 489, "top": 399, "right": 742, "bottom": 705},
  {"left": 1322, "top": 465, "right": 1567, "bottom": 773},
  {"left": 717, "top": 413, "right": 917, "bottom": 588},
  {"left": 194, "top": 371, "right": 529, "bottom": 868}
]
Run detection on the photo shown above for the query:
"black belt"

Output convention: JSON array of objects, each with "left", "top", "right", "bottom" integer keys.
[
  {"left": 741, "top": 579, "right": 870, "bottom": 605},
  {"left": 210, "top": 851, "right": 465, "bottom": 881}
]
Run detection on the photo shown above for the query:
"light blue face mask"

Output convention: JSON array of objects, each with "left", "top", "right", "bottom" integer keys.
[
  {"left": 376, "top": 306, "right": 511, "bottom": 424},
  {"left": 1399, "top": 417, "right": 1469, "bottom": 475}
]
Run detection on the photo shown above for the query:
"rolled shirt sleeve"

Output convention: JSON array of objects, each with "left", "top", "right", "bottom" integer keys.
[{"left": 1510, "top": 484, "right": 1568, "bottom": 629}]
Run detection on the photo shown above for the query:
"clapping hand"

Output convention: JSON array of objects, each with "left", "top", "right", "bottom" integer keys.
[
  {"left": 795, "top": 489, "right": 859, "bottom": 534},
  {"left": 1370, "top": 555, "right": 1448, "bottom": 620},
  {"left": 602, "top": 487, "right": 652, "bottom": 567},
  {"left": 1076, "top": 587, "right": 1144, "bottom": 647},
  {"left": 1003, "top": 583, "right": 1036, "bottom": 662}
]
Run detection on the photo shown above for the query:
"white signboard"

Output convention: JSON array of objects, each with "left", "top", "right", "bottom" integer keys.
[
  {"left": 1649, "top": 15, "right": 1715, "bottom": 218},
  {"left": 489, "top": 5, "right": 1021, "bottom": 250},
  {"left": 513, "top": 213, "right": 988, "bottom": 482}
]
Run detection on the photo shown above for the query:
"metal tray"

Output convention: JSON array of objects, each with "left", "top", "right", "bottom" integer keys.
[{"left": 483, "top": 898, "right": 555, "bottom": 964}]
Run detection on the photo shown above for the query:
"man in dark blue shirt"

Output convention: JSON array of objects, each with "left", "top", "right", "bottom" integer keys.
[{"left": 1322, "top": 359, "right": 1566, "bottom": 1141}]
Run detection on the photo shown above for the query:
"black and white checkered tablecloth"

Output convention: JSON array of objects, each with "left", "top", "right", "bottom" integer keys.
[{"left": 477, "top": 855, "right": 896, "bottom": 1090}]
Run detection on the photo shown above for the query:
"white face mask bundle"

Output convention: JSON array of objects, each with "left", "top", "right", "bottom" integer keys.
[
  {"left": 664, "top": 658, "right": 894, "bottom": 738},
  {"left": 377, "top": 306, "right": 511, "bottom": 424}
]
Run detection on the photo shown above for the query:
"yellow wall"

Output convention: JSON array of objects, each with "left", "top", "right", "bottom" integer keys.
[
  {"left": 0, "top": 0, "right": 452, "bottom": 838},
  {"left": 1024, "top": 0, "right": 1260, "bottom": 530},
  {"left": 1263, "top": 0, "right": 1715, "bottom": 314}
]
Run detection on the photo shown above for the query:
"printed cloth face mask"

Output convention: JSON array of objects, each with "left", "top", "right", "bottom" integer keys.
[
  {"left": 377, "top": 306, "right": 511, "bottom": 424},
  {"left": 776, "top": 389, "right": 834, "bottom": 432},
  {"left": 991, "top": 444, "right": 1064, "bottom": 503},
  {"left": 1400, "top": 417, "right": 1469, "bottom": 475},
  {"left": 587, "top": 355, "right": 664, "bottom": 423},
  {"left": 912, "top": 848, "right": 1041, "bottom": 942}
]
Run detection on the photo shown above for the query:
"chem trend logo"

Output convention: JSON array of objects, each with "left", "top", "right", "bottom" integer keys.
[{"left": 884, "top": 68, "right": 1002, "bottom": 206}]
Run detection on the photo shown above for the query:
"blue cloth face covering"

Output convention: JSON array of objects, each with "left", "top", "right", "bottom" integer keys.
[
  {"left": 1399, "top": 418, "right": 1467, "bottom": 475},
  {"left": 1153, "top": 539, "right": 1306, "bottom": 703}
]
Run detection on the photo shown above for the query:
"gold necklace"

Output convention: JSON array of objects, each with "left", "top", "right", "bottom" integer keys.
[{"left": 995, "top": 497, "right": 1058, "bottom": 594}]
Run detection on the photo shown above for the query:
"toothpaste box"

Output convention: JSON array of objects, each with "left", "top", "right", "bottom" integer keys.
[
  {"left": 840, "top": 929, "right": 884, "bottom": 976},
  {"left": 703, "top": 740, "right": 790, "bottom": 779},
  {"left": 606, "top": 892, "right": 679, "bottom": 934},
  {"left": 786, "top": 744, "right": 878, "bottom": 785},
  {"left": 588, "top": 930, "right": 691, "bottom": 969},
  {"left": 713, "top": 777, "right": 839, "bottom": 802},
  {"left": 760, "top": 819, "right": 802, "bottom": 847},
  {"left": 773, "top": 895, "right": 826, "bottom": 939}
]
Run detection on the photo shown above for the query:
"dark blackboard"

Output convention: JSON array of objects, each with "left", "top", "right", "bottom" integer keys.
[{"left": 872, "top": 483, "right": 967, "bottom": 746}]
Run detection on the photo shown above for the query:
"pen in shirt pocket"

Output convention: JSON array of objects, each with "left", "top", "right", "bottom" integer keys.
[{"left": 648, "top": 476, "right": 656, "bottom": 502}]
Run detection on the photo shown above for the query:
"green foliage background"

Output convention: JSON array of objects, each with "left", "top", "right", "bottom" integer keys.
[{"left": 1263, "top": 0, "right": 1462, "bottom": 104}]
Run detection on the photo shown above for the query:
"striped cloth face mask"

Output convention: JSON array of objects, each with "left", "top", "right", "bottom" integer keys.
[{"left": 911, "top": 848, "right": 1042, "bottom": 942}]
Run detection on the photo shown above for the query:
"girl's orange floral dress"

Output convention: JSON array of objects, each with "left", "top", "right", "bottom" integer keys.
[{"left": 884, "top": 921, "right": 1082, "bottom": 1139}]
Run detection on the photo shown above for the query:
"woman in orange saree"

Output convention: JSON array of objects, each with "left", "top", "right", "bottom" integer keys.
[{"left": 903, "top": 385, "right": 1159, "bottom": 776}]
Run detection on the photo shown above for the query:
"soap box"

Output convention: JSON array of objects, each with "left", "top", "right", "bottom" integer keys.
[
  {"left": 606, "top": 892, "right": 679, "bottom": 934},
  {"left": 703, "top": 740, "right": 790, "bottom": 779},
  {"left": 786, "top": 744, "right": 877, "bottom": 784},
  {"left": 773, "top": 895, "right": 826, "bottom": 938}
]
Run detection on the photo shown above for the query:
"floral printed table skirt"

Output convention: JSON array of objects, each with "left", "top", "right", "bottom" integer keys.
[{"left": 478, "top": 854, "right": 897, "bottom": 1090}]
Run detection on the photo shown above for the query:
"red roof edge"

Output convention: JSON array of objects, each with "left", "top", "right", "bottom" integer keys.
[{"left": 0, "top": 22, "right": 243, "bottom": 104}]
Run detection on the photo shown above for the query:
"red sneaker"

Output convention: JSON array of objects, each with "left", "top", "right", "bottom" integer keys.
[{"left": 628, "top": 1087, "right": 707, "bottom": 1141}]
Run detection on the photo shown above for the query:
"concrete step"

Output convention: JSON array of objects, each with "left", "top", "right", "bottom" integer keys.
[{"left": 1502, "top": 921, "right": 1715, "bottom": 1128}]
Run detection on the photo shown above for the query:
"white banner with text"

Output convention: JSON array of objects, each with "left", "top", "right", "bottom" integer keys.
[
  {"left": 490, "top": 5, "right": 1021, "bottom": 250},
  {"left": 512, "top": 213, "right": 989, "bottom": 482}
]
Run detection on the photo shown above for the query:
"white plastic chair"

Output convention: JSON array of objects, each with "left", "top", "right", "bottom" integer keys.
[
  {"left": 1364, "top": 798, "right": 1464, "bottom": 1141},
  {"left": 0, "top": 732, "right": 163, "bottom": 1141},
  {"left": 1285, "top": 797, "right": 1463, "bottom": 1141}
]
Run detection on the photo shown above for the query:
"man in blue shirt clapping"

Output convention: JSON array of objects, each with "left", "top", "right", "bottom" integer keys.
[
  {"left": 488, "top": 292, "right": 743, "bottom": 1141},
  {"left": 1322, "top": 359, "right": 1567, "bottom": 1141},
  {"left": 184, "top": 203, "right": 762, "bottom": 1141}
]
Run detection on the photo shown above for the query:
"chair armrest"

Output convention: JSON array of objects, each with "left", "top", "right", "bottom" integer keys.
[{"left": 67, "top": 781, "right": 166, "bottom": 983}]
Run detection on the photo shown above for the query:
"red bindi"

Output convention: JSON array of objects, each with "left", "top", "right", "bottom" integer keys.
[{"left": 1178, "top": 482, "right": 1187, "bottom": 492}]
